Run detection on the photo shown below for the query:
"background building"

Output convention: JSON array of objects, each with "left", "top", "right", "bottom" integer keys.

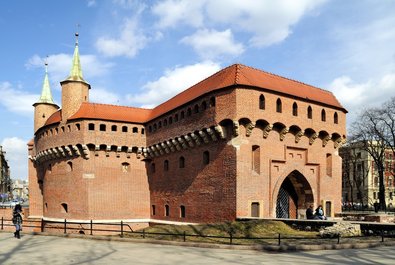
[
  {"left": 340, "top": 142, "right": 395, "bottom": 209},
  {"left": 0, "top": 145, "right": 11, "bottom": 201},
  {"left": 28, "top": 36, "right": 347, "bottom": 225}
]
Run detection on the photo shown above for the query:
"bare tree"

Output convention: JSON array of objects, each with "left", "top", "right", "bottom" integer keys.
[{"left": 350, "top": 107, "right": 387, "bottom": 210}]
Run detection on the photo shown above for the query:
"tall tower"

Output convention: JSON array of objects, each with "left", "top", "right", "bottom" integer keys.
[
  {"left": 60, "top": 32, "right": 90, "bottom": 122},
  {"left": 33, "top": 61, "right": 59, "bottom": 132}
]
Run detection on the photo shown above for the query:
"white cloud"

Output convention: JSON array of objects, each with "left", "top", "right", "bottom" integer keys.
[
  {"left": 328, "top": 72, "right": 395, "bottom": 123},
  {"left": 1, "top": 137, "right": 29, "bottom": 180},
  {"left": 87, "top": 0, "right": 96, "bottom": 7},
  {"left": 0, "top": 82, "right": 38, "bottom": 116},
  {"left": 181, "top": 29, "right": 244, "bottom": 60},
  {"left": 90, "top": 87, "right": 121, "bottom": 105},
  {"left": 127, "top": 61, "right": 221, "bottom": 107},
  {"left": 152, "top": 0, "right": 327, "bottom": 47},
  {"left": 95, "top": 17, "right": 148, "bottom": 58}
]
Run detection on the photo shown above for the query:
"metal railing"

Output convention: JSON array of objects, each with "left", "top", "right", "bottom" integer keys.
[{"left": 1, "top": 217, "right": 395, "bottom": 246}]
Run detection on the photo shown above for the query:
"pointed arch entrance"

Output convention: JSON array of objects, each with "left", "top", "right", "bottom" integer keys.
[{"left": 275, "top": 170, "right": 314, "bottom": 219}]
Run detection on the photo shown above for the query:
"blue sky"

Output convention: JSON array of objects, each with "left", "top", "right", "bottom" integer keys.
[{"left": 1, "top": 0, "right": 394, "bottom": 180}]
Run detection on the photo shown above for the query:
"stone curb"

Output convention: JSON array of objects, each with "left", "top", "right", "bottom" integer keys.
[{"left": 4, "top": 231, "right": 392, "bottom": 252}]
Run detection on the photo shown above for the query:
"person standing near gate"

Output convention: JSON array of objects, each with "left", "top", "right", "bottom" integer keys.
[
  {"left": 306, "top": 204, "right": 315, "bottom": 219},
  {"left": 12, "top": 203, "right": 23, "bottom": 239}
]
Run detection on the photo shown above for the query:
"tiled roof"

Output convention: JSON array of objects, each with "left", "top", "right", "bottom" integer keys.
[{"left": 44, "top": 64, "right": 346, "bottom": 126}]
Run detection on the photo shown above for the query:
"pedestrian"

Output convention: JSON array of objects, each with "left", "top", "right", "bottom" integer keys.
[
  {"left": 315, "top": 205, "right": 327, "bottom": 220},
  {"left": 12, "top": 203, "right": 23, "bottom": 239},
  {"left": 306, "top": 204, "right": 315, "bottom": 219}
]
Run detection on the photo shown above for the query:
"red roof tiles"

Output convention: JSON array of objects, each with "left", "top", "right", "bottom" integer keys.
[{"left": 44, "top": 64, "right": 346, "bottom": 126}]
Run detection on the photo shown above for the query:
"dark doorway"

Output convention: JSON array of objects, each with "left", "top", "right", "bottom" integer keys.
[{"left": 276, "top": 177, "right": 298, "bottom": 218}]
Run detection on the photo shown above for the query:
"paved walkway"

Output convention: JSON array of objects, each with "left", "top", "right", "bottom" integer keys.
[{"left": 1, "top": 232, "right": 395, "bottom": 264}]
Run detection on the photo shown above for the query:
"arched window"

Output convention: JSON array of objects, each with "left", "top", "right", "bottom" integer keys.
[
  {"left": 251, "top": 202, "right": 260, "bottom": 217},
  {"left": 194, "top": 104, "right": 199, "bottom": 114},
  {"left": 122, "top": 162, "right": 130, "bottom": 173},
  {"left": 179, "top": 156, "right": 185, "bottom": 168},
  {"left": 201, "top": 101, "right": 207, "bottom": 110},
  {"left": 61, "top": 203, "right": 68, "bottom": 213},
  {"left": 164, "top": 119, "right": 168, "bottom": 126},
  {"left": 100, "top": 124, "right": 106, "bottom": 131},
  {"left": 141, "top": 128, "right": 145, "bottom": 134},
  {"left": 164, "top": 160, "right": 169, "bottom": 171},
  {"left": 133, "top": 127, "right": 138, "bottom": 133},
  {"left": 321, "top": 109, "right": 326, "bottom": 122},
  {"left": 148, "top": 126, "right": 152, "bottom": 133},
  {"left": 111, "top": 125, "right": 117, "bottom": 132},
  {"left": 252, "top": 145, "right": 260, "bottom": 173},
  {"left": 259, "top": 95, "right": 265, "bottom": 110},
  {"left": 180, "top": 205, "right": 186, "bottom": 218},
  {"left": 307, "top": 106, "right": 312, "bottom": 119},
  {"left": 175, "top": 114, "right": 179, "bottom": 122},
  {"left": 153, "top": 124, "right": 157, "bottom": 131},
  {"left": 187, "top": 108, "right": 192, "bottom": 117},
  {"left": 180, "top": 111, "right": 185, "bottom": 119},
  {"left": 76, "top": 124, "right": 81, "bottom": 131},
  {"left": 158, "top": 121, "right": 162, "bottom": 128},
  {"left": 203, "top": 151, "right": 210, "bottom": 165},
  {"left": 292, "top": 102, "right": 298, "bottom": 116},
  {"left": 276, "top": 98, "right": 282, "bottom": 113},
  {"left": 334, "top": 112, "right": 338, "bottom": 124},
  {"left": 169, "top": 117, "right": 173, "bottom": 124},
  {"left": 122, "top": 126, "right": 128, "bottom": 132},
  {"left": 67, "top": 161, "right": 73, "bottom": 172},
  {"left": 209, "top": 97, "right": 216, "bottom": 107},
  {"left": 165, "top": 205, "right": 170, "bottom": 217}
]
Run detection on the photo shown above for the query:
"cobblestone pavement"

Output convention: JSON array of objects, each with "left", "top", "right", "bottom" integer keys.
[{"left": 1, "top": 232, "right": 395, "bottom": 264}]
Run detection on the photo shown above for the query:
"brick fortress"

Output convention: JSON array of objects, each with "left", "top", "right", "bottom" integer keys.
[{"left": 28, "top": 35, "right": 347, "bottom": 226}]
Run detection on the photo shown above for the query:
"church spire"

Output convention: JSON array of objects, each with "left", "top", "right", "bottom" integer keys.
[
  {"left": 66, "top": 32, "right": 85, "bottom": 82},
  {"left": 37, "top": 60, "right": 56, "bottom": 105}
]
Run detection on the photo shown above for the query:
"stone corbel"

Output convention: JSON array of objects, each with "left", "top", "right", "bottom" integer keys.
[
  {"left": 166, "top": 140, "right": 176, "bottom": 152},
  {"left": 137, "top": 147, "right": 142, "bottom": 158},
  {"left": 295, "top": 131, "right": 304, "bottom": 143},
  {"left": 184, "top": 135, "right": 195, "bottom": 148},
  {"left": 214, "top": 125, "right": 226, "bottom": 139},
  {"left": 263, "top": 124, "right": 273, "bottom": 139},
  {"left": 161, "top": 143, "right": 170, "bottom": 153},
  {"left": 116, "top": 146, "right": 122, "bottom": 157},
  {"left": 334, "top": 138, "right": 344, "bottom": 149},
  {"left": 177, "top": 137, "right": 188, "bottom": 149},
  {"left": 233, "top": 120, "right": 239, "bottom": 137},
  {"left": 73, "top": 145, "right": 81, "bottom": 156},
  {"left": 190, "top": 133, "right": 201, "bottom": 146},
  {"left": 171, "top": 139, "right": 182, "bottom": 151},
  {"left": 95, "top": 145, "right": 100, "bottom": 156},
  {"left": 245, "top": 122, "right": 255, "bottom": 137},
  {"left": 82, "top": 145, "right": 90, "bottom": 159},
  {"left": 106, "top": 146, "right": 111, "bottom": 157},
  {"left": 279, "top": 127, "right": 289, "bottom": 141},
  {"left": 65, "top": 146, "right": 72, "bottom": 157},
  {"left": 155, "top": 144, "right": 165, "bottom": 155},
  {"left": 206, "top": 128, "right": 218, "bottom": 141},
  {"left": 309, "top": 133, "right": 318, "bottom": 145},
  {"left": 198, "top": 130, "right": 210, "bottom": 144},
  {"left": 150, "top": 146, "right": 160, "bottom": 157},
  {"left": 322, "top": 135, "right": 331, "bottom": 147}
]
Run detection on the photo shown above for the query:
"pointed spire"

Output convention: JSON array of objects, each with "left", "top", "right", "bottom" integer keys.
[
  {"left": 66, "top": 32, "right": 85, "bottom": 82},
  {"left": 37, "top": 60, "right": 56, "bottom": 104}
]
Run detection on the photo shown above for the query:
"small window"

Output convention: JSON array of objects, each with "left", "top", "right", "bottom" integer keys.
[
  {"left": 252, "top": 145, "right": 260, "bottom": 173},
  {"left": 203, "top": 151, "right": 210, "bottom": 165},
  {"left": 122, "top": 162, "right": 130, "bottom": 173},
  {"left": 164, "top": 160, "right": 169, "bottom": 171},
  {"left": 67, "top": 161, "right": 73, "bottom": 172},
  {"left": 151, "top": 163, "right": 156, "bottom": 173},
  {"left": 187, "top": 108, "right": 192, "bottom": 116},
  {"left": 122, "top": 126, "right": 128, "bottom": 132},
  {"left": 321, "top": 109, "right": 326, "bottom": 122},
  {"left": 55, "top": 128, "right": 59, "bottom": 135},
  {"left": 158, "top": 121, "right": 162, "bottom": 128},
  {"left": 201, "top": 101, "right": 207, "bottom": 110},
  {"left": 76, "top": 123, "right": 81, "bottom": 131},
  {"left": 307, "top": 106, "right": 312, "bottom": 119},
  {"left": 334, "top": 112, "right": 338, "bottom": 124},
  {"left": 61, "top": 126, "right": 65, "bottom": 132},
  {"left": 276, "top": 98, "right": 282, "bottom": 113},
  {"left": 61, "top": 203, "right": 68, "bottom": 213},
  {"left": 251, "top": 202, "right": 260, "bottom": 217},
  {"left": 165, "top": 205, "right": 170, "bottom": 217},
  {"left": 100, "top": 124, "right": 106, "bottom": 131},
  {"left": 194, "top": 104, "right": 199, "bottom": 114},
  {"left": 169, "top": 117, "right": 173, "bottom": 125},
  {"left": 209, "top": 97, "right": 216, "bottom": 107},
  {"left": 180, "top": 111, "right": 185, "bottom": 119},
  {"left": 67, "top": 125, "right": 71, "bottom": 132},
  {"left": 48, "top": 163, "right": 52, "bottom": 173},
  {"left": 88, "top": 123, "right": 95, "bottom": 131},
  {"left": 133, "top": 127, "right": 138, "bottom": 133},
  {"left": 153, "top": 124, "right": 157, "bottom": 131},
  {"left": 175, "top": 114, "right": 179, "bottom": 122},
  {"left": 112, "top": 125, "right": 117, "bottom": 132},
  {"left": 259, "top": 95, "right": 265, "bottom": 110},
  {"left": 141, "top": 128, "right": 145, "bottom": 134},
  {"left": 164, "top": 119, "right": 168, "bottom": 126},
  {"left": 152, "top": 205, "right": 156, "bottom": 216},
  {"left": 149, "top": 126, "right": 152, "bottom": 133},
  {"left": 292, "top": 102, "right": 298, "bottom": 116},
  {"left": 179, "top": 156, "right": 185, "bottom": 168},
  {"left": 180, "top": 205, "right": 186, "bottom": 218}
]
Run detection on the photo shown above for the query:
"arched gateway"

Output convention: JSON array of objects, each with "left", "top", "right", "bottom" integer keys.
[{"left": 276, "top": 170, "right": 313, "bottom": 219}]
